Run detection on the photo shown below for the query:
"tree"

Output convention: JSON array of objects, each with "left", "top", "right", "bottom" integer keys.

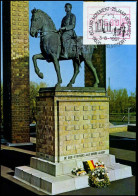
[
  {"left": 30, "top": 81, "right": 47, "bottom": 123},
  {"left": 107, "top": 87, "right": 135, "bottom": 114},
  {"left": 1, "top": 81, "right": 47, "bottom": 124},
  {"left": 128, "top": 91, "right": 136, "bottom": 112},
  {"left": 121, "top": 88, "right": 128, "bottom": 113},
  {"left": 107, "top": 87, "right": 116, "bottom": 113}
]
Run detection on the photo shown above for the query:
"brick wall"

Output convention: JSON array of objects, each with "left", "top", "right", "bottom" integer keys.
[
  {"left": 36, "top": 88, "right": 109, "bottom": 162},
  {"left": 3, "top": 1, "right": 30, "bottom": 143},
  {"left": 58, "top": 100, "right": 109, "bottom": 157},
  {"left": 36, "top": 97, "right": 55, "bottom": 156}
]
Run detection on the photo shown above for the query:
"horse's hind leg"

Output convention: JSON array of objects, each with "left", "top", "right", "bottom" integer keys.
[
  {"left": 84, "top": 59, "right": 99, "bottom": 87},
  {"left": 32, "top": 53, "right": 45, "bottom": 79},
  {"left": 67, "top": 59, "right": 80, "bottom": 87}
]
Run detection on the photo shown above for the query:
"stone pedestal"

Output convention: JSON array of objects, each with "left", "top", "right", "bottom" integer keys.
[
  {"left": 14, "top": 88, "right": 132, "bottom": 194},
  {"left": 36, "top": 87, "right": 109, "bottom": 162}
]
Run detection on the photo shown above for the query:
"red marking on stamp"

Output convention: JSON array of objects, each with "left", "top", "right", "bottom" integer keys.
[{"left": 87, "top": 6, "right": 131, "bottom": 43}]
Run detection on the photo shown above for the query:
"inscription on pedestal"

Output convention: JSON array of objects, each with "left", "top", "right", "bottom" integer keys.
[{"left": 63, "top": 150, "right": 107, "bottom": 161}]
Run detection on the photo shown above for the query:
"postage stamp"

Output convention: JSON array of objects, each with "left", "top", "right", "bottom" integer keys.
[{"left": 83, "top": 2, "right": 136, "bottom": 45}]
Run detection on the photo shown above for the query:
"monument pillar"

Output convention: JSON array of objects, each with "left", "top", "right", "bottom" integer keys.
[
  {"left": 85, "top": 45, "right": 106, "bottom": 88},
  {"left": 13, "top": 2, "right": 132, "bottom": 194},
  {"left": 3, "top": 1, "right": 30, "bottom": 143},
  {"left": 14, "top": 87, "right": 132, "bottom": 195}
]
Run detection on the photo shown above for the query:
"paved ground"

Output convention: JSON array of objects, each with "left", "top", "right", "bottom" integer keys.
[
  {"left": 109, "top": 131, "right": 136, "bottom": 176},
  {"left": 60, "top": 177, "right": 136, "bottom": 195},
  {"left": 1, "top": 156, "right": 136, "bottom": 196}
]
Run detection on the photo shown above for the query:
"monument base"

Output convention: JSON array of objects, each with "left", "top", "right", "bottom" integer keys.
[
  {"left": 36, "top": 87, "right": 110, "bottom": 162},
  {"left": 14, "top": 154, "right": 132, "bottom": 195},
  {"left": 14, "top": 88, "right": 132, "bottom": 194}
]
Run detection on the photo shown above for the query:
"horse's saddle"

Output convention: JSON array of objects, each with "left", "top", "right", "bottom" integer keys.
[
  {"left": 61, "top": 36, "right": 83, "bottom": 57},
  {"left": 72, "top": 37, "right": 82, "bottom": 52}
]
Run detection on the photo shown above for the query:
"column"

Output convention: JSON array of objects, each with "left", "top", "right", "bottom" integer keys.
[{"left": 3, "top": 1, "right": 30, "bottom": 143}]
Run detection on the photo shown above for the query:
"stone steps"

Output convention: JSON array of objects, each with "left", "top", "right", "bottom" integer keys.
[
  {"left": 14, "top": 166, "right": 89, "bottom": 195},
  {"left": 14, "top": 154, "right": 132, "bottom": 195},
  {"left": 30, "top": 153, "right": 116, "bottom": 177}
]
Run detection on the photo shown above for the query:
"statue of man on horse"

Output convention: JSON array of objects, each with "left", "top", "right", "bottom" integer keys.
[
  {"left": 59, "top": 3, "right": 78, "bottom": 59},
  {"left": 30, "top": 4, "right": 99, "bottom": 87}
]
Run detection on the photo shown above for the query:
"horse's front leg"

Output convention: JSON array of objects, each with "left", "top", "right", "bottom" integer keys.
[
  {"left": 52, "top": 56, "right": 62, "bottom": 87},
  {"left": 67, "top": 60, "right": 80, "bottom": 87},
  {"left": 32, "top": 53, "right": 45, "bottom": 79}
]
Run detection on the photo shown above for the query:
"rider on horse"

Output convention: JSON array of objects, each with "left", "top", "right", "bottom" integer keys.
[
  {"left": 30, "top": 7, "right": 99, "bottom": 87},
  {"left": 59, "top": 3, "right": 78, "bottom": 59}
]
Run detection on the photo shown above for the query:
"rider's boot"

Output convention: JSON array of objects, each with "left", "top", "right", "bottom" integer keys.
[{"left": 60, "top": 47, "right": 68, "bottom": 58}]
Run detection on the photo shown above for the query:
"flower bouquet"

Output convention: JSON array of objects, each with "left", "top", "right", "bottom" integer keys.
[
  {"left": 72, "top": 167, "right": 87, "bottom": 176},
  {"left": 88, "top": 161, "right": 110, "bottom": 188}
]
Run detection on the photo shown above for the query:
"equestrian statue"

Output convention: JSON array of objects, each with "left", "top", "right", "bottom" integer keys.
[{"left": 30, "top": 3, "right": 99, "bottom": 87}]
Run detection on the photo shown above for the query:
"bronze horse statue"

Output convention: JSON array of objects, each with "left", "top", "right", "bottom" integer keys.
[{"left": 30, "top": 8, "right": 99, "bottom": 87}]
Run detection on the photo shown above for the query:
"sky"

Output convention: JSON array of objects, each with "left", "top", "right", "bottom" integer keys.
[{"left": 1, "top": 1, "right": 136, "bottom": 95}]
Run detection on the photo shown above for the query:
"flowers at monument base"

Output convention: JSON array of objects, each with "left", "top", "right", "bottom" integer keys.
[
  {"left": 88, "top": 161, "right": 110, "bottom": 188},
  {"left": 71, "top": 167, "right": 87, "bottom": 176},
  {"left": 95, "top": 161, "right": 105, "bottom": 168},
  {"left": 71, "top": 160, "right": 110, "bottom": 188}
]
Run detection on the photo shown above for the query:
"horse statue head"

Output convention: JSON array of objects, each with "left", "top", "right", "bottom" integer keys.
[{"left": 30, "top": 8, "right": 56, "bottom": 37}]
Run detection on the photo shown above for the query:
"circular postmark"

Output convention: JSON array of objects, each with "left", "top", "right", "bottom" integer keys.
[{"left": 88, "top": 6, "right": 131, "bottom": 47}]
